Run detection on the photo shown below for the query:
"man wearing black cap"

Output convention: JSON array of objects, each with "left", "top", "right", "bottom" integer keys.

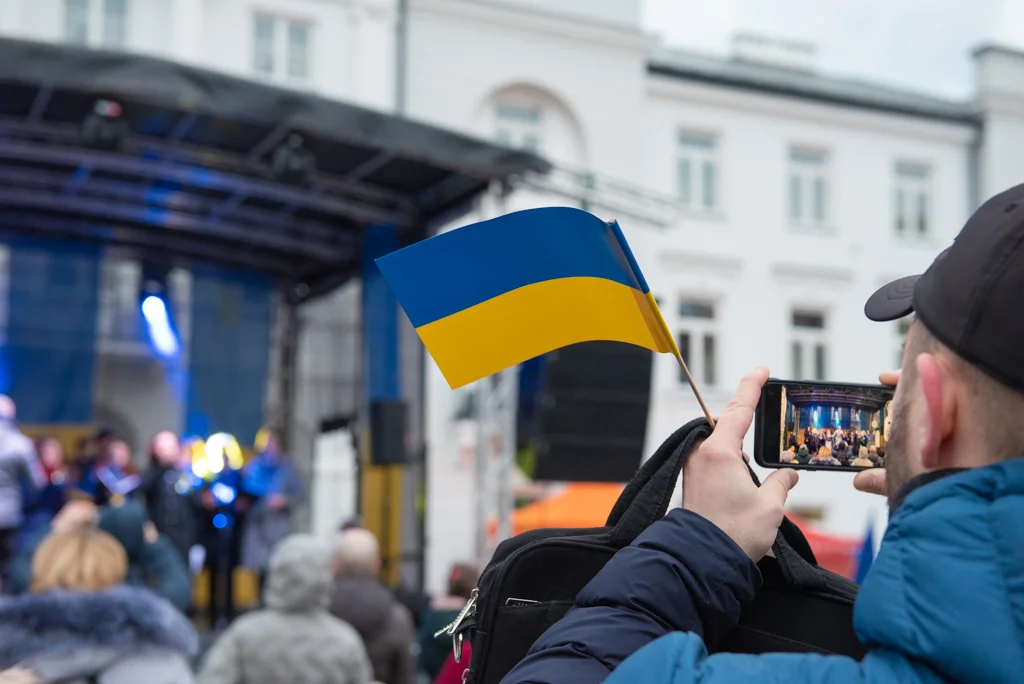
[{"left": 504, "top": 185, "right": 1024, "bottom": 684}]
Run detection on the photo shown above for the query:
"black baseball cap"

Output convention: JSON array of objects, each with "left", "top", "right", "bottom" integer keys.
[{"left": 865, "top": 183, "right": 1024, "bottom": 392}]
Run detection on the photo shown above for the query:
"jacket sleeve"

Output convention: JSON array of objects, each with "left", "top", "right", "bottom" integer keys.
[
  {"left": 604, "top": 632, "right": 928, "bottom": 684},
  {"left": 197, "top": 627, "right": 243, "bottom": 684},
  {"left": 391, "top": 604, "right": 418, "bottom": 684},
  {"left": 503, "top": 509, "right": 761, "bottom": 684},
  {"left": 139, "top": 535, "right": 193, "bottom": 612}
]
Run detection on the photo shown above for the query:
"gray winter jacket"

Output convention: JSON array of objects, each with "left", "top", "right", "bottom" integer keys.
[
  {"left": 199, "top": 534, "right": 373, "bottom": 684},
  {"left": 0, "top": 422, "right": 44, "bottom": 529},
  {"left": 0, "top": 585, "right": 198, "bottom": 684},
  {"left": 330, "top": 574, "right": 416, "bottom": 684}
]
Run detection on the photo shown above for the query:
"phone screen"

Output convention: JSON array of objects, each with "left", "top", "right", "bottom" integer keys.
[{"left": 756, "top": 380, "right": 894, "bottom": 471}]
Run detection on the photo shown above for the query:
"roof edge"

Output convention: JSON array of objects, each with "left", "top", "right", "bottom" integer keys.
[{"left": 647, "top": 61, "right": 980, "bottom": 127}]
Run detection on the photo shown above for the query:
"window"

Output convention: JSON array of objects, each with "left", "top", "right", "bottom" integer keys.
[
  {"left": 102, "top": 0, "right": 126, "bottom": 48},
  {"left": 64, "top": 0, "right": 128, "bottom": 48},
  {"left": 677, "top": 132, "right": 718, "bottom": 211},
  {"left": 895, "top": 163, "right": 930, "bottom": 237},
  {"left": 253, "top": 15, "right": 275, "bottom": 76},
  {"left": 895, "top": 315, "right": 913, "bottom": 368},
  {"left": 791, "top": 309, "right": 827, "bottom": 380},
  {"left": 287, "top": 22, "right": 310, "bottom": 80},
  {"left": 494, "top": 103, "right": 542, "bottom": 152},
  {"left": 789, "top": 147, "right": 829, "bottom": 227},
  {"left": 65, "top": 0, "right": 89, "bottom": 45},
  {"left": 677, "top": 298, "right": 717, "bottom": 388},
  {"left": 252, "top": 14, "right": 312, "bottom": 85}
]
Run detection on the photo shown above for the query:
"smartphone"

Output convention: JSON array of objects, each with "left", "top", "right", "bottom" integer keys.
[{"left": 754, "top": 378, "right": 893, "bottom": 472}]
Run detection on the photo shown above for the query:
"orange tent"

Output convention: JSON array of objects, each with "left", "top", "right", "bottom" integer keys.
[{"left": 490, "top": 483, "right": 863, "bottom": 580}]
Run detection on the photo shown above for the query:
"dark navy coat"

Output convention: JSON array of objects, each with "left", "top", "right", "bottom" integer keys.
[{"left": 505, "top": 460, "right": 1024, "bottom": 683}]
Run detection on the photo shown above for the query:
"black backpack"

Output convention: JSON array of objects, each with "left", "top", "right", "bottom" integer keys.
[{"left": 441, "top": 417, "right": 866, "bottom": 684}]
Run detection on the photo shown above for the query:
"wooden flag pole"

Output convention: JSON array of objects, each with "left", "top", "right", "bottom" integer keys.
[{"left": 674, "top": 352, "right": 716, "bottom": 427}]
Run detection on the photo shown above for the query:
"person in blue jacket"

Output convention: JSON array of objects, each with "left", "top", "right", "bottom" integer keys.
[{"left": 505, "top": 184, "right": 1024, "bottom": 684}]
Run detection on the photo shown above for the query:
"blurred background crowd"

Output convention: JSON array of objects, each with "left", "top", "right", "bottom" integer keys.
[{"left": 0, "top": 396, "right": 477, "bottom": 683}]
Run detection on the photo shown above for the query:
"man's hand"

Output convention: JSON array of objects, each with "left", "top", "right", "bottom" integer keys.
[
  {"left": 683, "top": 367, "right": 799, "bottom": 560},
  {"left": 853, "top": 370, "right": 899, "bottom": 496}
]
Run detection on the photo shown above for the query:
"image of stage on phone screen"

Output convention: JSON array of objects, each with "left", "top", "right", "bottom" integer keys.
[{"left": 779, "top": 383, "right": 891, "bottom": 469}]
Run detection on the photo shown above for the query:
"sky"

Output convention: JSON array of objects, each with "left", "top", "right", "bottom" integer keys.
[{"left": 641, "top": 0, "right": 1020, "bottom": 100}]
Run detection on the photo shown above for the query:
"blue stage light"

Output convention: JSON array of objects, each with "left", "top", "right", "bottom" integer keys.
[
  {"left": 213, "top": 513, "right": 228, "bottom": 529},
  {"left": 211, "top": 482, "right": 237, "bottom": 505},
  {"left": 141, "top": 295, "right": 180, "bottom": 357}
]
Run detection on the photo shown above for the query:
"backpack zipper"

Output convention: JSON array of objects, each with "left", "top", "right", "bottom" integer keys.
[{"left": 434, "top": 588, "right": 478, "bottom": 663}]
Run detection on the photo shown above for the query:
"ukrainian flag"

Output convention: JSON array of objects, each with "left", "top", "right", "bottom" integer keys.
[{"left": 376, "top": 207, "right": 678, "bottom": 389}]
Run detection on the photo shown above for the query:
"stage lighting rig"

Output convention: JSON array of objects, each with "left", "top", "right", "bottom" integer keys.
[
  {"left": 82, "top": 98, "right": 129, "bottom": 153},
  {"left": 271, "top": 133, "right": 316, "bottom": 186}
]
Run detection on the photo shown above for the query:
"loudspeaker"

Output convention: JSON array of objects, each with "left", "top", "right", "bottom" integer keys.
[
  {"left": 522, "top": 341, "right": 653, "bottom": 483},
  {"left": 370, "top": 399, "right": 407, "bottom": 466}
]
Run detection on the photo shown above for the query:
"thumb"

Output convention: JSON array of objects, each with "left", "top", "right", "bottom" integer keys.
[
  {"left": 761, "top": 468, "right": 799, "bottom": 507},
  {"left": 854, "top": 468, "right": 886, "bottom": 496}
]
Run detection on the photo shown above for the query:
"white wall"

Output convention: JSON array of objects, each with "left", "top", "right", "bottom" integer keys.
[{"left": 975, "top": 47, "right": 1024, "bottom": 199}]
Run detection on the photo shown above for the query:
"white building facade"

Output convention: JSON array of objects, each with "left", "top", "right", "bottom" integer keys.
[{"left": 3, "top": 0, "right": 1024, "bottom": 593}]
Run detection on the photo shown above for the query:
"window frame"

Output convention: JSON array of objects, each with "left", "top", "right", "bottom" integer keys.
[
  {"left": 676, "top": 131, "right": 719, "bottom": 212},
  {"left": 788, "top": 146, "right": 831, "bottom": 230},
  {"left": 894, "top": 162, "right": 931, "bottom": 238},
  {"left": 251, "top": 13, "right": 314, "bottom": 87},
  {"left": 493, "top": 101, "right": 543, "bottom": 153},
  {"left": 676, "top": 297, "right": 719, "bottom": 389},
  {"left": 64, "top": 0, "right": 128, "bottom": 48},
  {"left": 790, "top": 308, "right": 828, "bottom": 381}
]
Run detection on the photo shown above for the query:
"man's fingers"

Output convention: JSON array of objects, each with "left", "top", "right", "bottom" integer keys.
[
  {"left": 707, "top": 367, "right": 770, "bottom": 450},
  {"left": 761, "top": 468, "right": 799, "bottom": 508},
  {"left": 854, "top": 469, "right": 886, "bottom": 496},
  {"left": 879, "top": 370, "right": 901, "bottom": 387}
]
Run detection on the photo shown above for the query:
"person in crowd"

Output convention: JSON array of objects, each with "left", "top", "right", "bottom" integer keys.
[
  {"left": 199, "top": 452, "right": 245, "bottom": 627},
  {"left": 0, "top": 525, "right": 197, "bottom": 683},
  {"left": 6, "top": 499, "right": 192, "bottom": 612},
  {"left": 793, "top": 444, "right": 811, "bottom": 465},
  {"left": 198, "top": 534, "right": 373, "bottom": 684},
  {"left": 240, "top": 431, "right": 304, "bottom": 594},
  {"left": 72, "top": 430, "right": 136, "bottom": 506},
  {"left": 16, "top": 437, "right": 69, "bottom": 557},
  {"left": 504, "top": 184, "right": 1024, "bottom": 684},
  {"left": 0, "top": 396, "right": 45, "bottom": 587},
  {"left": 329, "top": 527, "right": 415, "bottom": 684},
  {"left": 418, "top": 563, "right": 479, "bottom": 681},
  {"left": 851, "top": 446, "right": 874, "bottom": 468},
  {"left": 809, "top": 445, "right": 840, "bottom": 466},
  {"left": 31, "top": 437, "right": 68, "bottom": 518},
  {"left": 780, "top": 446, "right": 797, "bottom": 464},
  {"left": 139, "top": 430, "right": 204, "bottom": 567},
  {"left": 339, "top": 518, "right": 433, "bottom": 629}
]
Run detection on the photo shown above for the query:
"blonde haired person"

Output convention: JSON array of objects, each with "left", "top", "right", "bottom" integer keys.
[
  {"left": 809, "top": 446, "right": 840, "bottom": 467},
  {"left": 851, "top": 446, "right": 875, "bottom": 468},
  {"left": 0, "top": 524, "right": 197, "bottom": 683}
]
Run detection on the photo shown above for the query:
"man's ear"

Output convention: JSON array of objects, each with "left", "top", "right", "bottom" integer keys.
[{"left": 916, "top": 353, "right": 956, "bottom": 468}]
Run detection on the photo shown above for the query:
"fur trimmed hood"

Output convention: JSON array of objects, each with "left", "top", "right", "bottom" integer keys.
[{"left": 0, "top": 585, "right": 198, "bottom": 669}]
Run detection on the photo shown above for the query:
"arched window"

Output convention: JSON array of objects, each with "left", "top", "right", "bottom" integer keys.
[{"left": 479, "top": 83, "right": 586, "bottom": 167}]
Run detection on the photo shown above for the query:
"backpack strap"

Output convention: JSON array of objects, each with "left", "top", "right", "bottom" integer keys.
[
  {"left": 607, "top": 417, "right": 712, "bottom": 546},
  {"left": 606, "top": 417, "right": 821, "bottom": 572}
]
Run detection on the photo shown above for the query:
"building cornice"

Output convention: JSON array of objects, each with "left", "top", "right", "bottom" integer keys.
[
  {"left": 647, "top": 63, "right": 979, "bottom": 130},
  {"left": 646, "top": 75, "right": 979, "bottom": 145},
  {"left": 411, "top": 0, "right": 655, "bottom": 54}
]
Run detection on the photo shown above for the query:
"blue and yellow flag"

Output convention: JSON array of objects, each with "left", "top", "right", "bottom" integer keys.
[{"left": 376, "top": 207, "right": 679, "bottom": 389}]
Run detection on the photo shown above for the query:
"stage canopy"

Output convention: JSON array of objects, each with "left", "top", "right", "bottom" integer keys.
[
  {"left": 786, "top": 385, "right": 891, "bottom": 413},
  {"left": 0, "top": 37, "right": 549, "bottom": 302}
]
